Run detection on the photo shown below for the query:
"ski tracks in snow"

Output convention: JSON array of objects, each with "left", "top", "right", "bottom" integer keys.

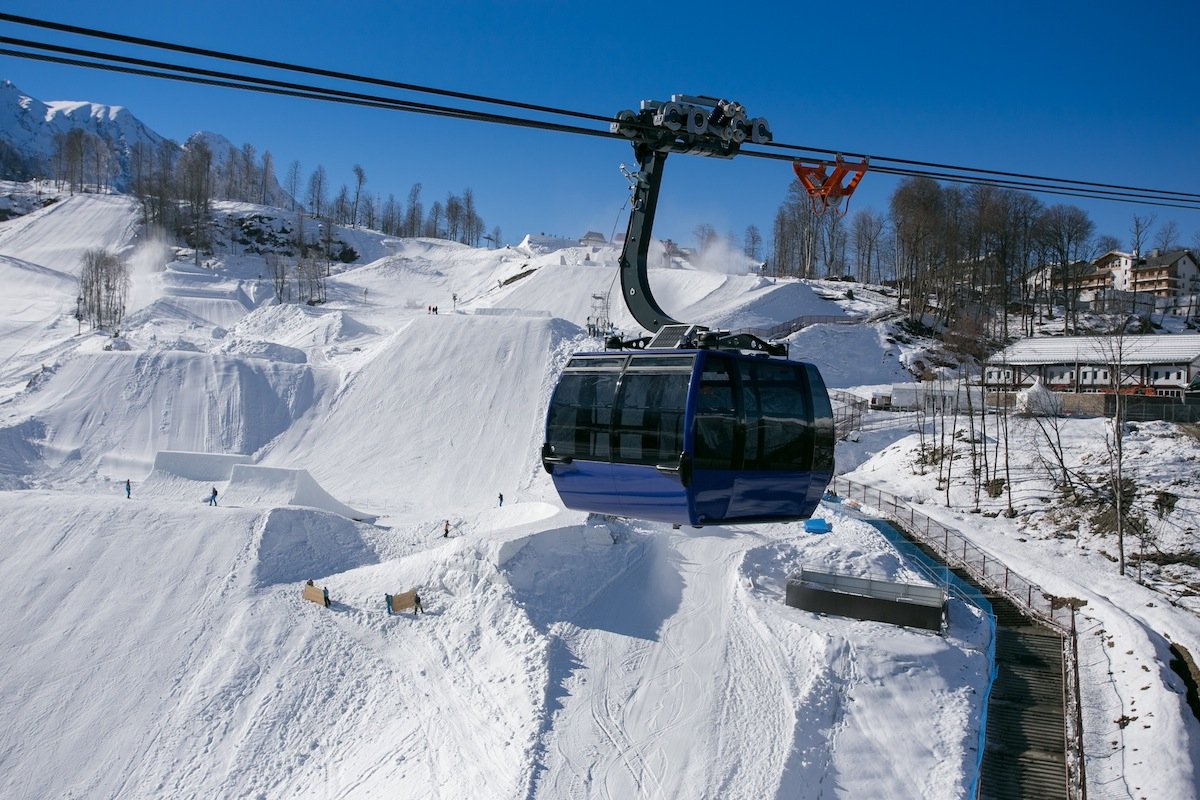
[{"left": 529, "top": 529, "right": 805, "bottom": 800}]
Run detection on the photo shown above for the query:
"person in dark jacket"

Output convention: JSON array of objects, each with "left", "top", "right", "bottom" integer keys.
[
  {"left": 125, "top": 479, "right": 131, "bottom": 499},
  {"left": 209, "top": 487, "right": 219, "bottom": 506},
  {"left": 413, "top": 592, "right": 424, "bottom": 615}
]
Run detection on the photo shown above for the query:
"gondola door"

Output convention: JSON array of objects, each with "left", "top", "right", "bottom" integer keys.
[
  {"left": 689, "top": 353, "right": 741, "bottom": 522},
  {"left": 607, "top": 356, "right": 693, "bottom": 522},
  {"left": 544, "top": 359, "right": 622, "bottom": 515}
]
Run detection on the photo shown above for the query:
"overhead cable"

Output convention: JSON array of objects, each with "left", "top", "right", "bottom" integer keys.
[{"left": 1, "top": 13, "right": 1197, "bottom": 212}]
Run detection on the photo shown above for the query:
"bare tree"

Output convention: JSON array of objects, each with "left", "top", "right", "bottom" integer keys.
[
  {"left": 222, "top": 145, "right": 241, "bottom": 200},
  {"left": 351, "top": 164, "right": 366, "bottom": 228},
  {"left": 404, "top": 183, "right": 423, "bottom": 237},
  {"left": 259, "top": 150, "right": 274, "bottom": 205},
  {"left": 178, "top": 138, "right": 213, "bottom": 264},
  {"left": 1154, "top": 220, "right": 1180, "bottom": 252},
  {"left": 306, "top": 165, "right": 327, "bottom": 218},
  {"left": 265, "top": 253, "right": 290, "bottom": 304},
  {"left": 1036, "top": 204, "right": 1095, "bottom": 334},
  {"left": 850, "top": 209, "right": 884, "bottom": 283},
  {"left": 297, "top": 254, "right": 326, "bottom": 305},
  {"left": 285, "top": 160, "right": 301, "bottom": 211},
  {"left": 239, "top": 143, "right": 257, "bottom": 201},
  {"left": 333, "top": 185, "right": 350, "bottom": 226},
  {"left": 743, "top": 224, "right": 762, "bottom": 261},
  {"left": 425, "top": 200, "right": 444, "bottom": 238},
  {"left": 445, "top": 194, "right": 463, "bottom": 242},
  {"left": 1095, "top": 234, "right": 1121, "bottom": 255},
  {"left": 1130, "top": 214, "right": 1155, "bottom": 255},
  {"left": 890, "top": 176, "right": 944, "bottom": 319},
  {"left": 361, "top": 192, "right": 377, "bottom": 231},
  {"left": 772, "top": 179, "right": 821, "bottom": 278},
  {"left": 77, "top": 248, "right": 130, "bottom": 329},
  {"left": 320, "top": 218, "right": 335, "bottom": 272},
  {"left": 1089, "top": 330, "right": 1146, "bottom": 576},
  {"left": 382, "top": 194, "right": 401, "bottom": 235},
  {"left": 462, "top": 188, "right": 483, "bottom": 246}
]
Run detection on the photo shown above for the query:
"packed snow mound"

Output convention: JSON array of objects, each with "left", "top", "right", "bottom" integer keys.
[
  {"left": 252, "top": 506, "right": 376, "bottom": 585},
  {"left": 0, "top": 193, "right": 140, "bottom": 273},
  {"left": 491, "top": 261, "right": 844, "bottom": 337},
  {"left": 788, "top": 320, "right": 918, "bottom": 389},
  {"left": 221, "top": 464, "right": 375, "bottom": 521},
  {"left": 327, "top": 239, "right": 518, "bottom": 320},
  {"left": 0, "top": 419, "right": 44, "bottom": 490},
  {"left": 231, "top": 303, "right": 373, "bottom": 349},
  {"left": 139, "top": 450, "right": 253, "bottom": 503},
  {"left": 215, "top": 337, "right": 307, "bottom": 363},
  {"left": 152, "top": 450, "right": 252, "bottom": 481},
  {"left": 260, "top": 314, "right": 579, "bottom": 515},
  {"left": 1015, "top": 378, "right": 1063, "bottom": 416},
  {"left": 16, "top": 350, "right": 330, "bottom": 482},
  {"left": 122, "top": 295, "right": 250, "bottom": 334}
]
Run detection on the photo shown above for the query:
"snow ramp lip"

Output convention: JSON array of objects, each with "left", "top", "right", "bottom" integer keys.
[
  {"left": 150, "top": 450, "right": 252, "bottom": 481},
  {"left": 221, "top": 464, "right": 376, "bottom": 523}
]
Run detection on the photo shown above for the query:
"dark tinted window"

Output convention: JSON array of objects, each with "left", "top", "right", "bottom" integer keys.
[
  {"left": 740, "top": 359, "right": 812, "bottom": 471},
  {"left": 547, "top": 372, "right": 618, "bottom": 460},
  {"left": 694, "top": 355, "right": 739, "bottom": 470},
  {"left": 805, "top": 364, "right": 835, "bottom": 473},
  {"left": 613, "top": 372, "right": 691, "bottom": 466}
]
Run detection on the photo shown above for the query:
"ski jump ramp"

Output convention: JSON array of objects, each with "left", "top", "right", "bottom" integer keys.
[{"left": 146, "top": 451, "right": 374, "bottom": 522}]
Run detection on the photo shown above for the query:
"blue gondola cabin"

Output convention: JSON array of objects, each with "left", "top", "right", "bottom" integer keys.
[{"left": 542, "top": 348, "right": 834, "bottom": 526}]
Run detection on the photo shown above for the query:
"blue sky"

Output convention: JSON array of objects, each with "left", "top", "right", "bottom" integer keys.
[{"left": 2, "top": 1, "right": 1198, "bottom": 251}]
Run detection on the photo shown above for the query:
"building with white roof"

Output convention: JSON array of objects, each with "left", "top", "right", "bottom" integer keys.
[{"left": 984, "top": 335, "right": 1200, "bottom": 396}]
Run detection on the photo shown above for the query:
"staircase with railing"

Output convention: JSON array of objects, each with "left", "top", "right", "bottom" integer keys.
[{"left": 829, "top": 476, "right": 1087, "bottom": 800}]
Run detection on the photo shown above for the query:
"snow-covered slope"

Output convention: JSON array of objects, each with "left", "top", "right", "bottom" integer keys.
[{"left": 0, "top": 189, "right": 1194, "bottom": 799}]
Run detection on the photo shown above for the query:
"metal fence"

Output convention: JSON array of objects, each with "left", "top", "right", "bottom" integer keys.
[
  {"left": 829, "top": 475, "right": 1087, "bottom": 800},
  {"left": 1116, "top": 396, "right": 1200, "bottom": 424},
  {"left": 828, "top": 389, "right": 867, "bottom": 439},
  {"left": 766, "top": 314, "right": 858, "bottom": 339}
]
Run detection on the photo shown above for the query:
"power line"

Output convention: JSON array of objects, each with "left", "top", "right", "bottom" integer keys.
[{"left": 1, "top": 13, "right": 1197, "bottom": 213}]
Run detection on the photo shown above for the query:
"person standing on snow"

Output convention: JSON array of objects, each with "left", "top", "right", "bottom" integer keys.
[
  {"left": 443, "top": 520, "right": 450, "bottom": 538},
  {"left": 125, "top": 479, "right": 131, "bottom": 499},
  {"left": 413, "top": 591, "right": 424, "bottom": 615},
  {"left": 209, "top": 486, "right": 219, "bottom": 506},
  {"left": 498, "top": 492, "right": 503, "bottom": 507}
]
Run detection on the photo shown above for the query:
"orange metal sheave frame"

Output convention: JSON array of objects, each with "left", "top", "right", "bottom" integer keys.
[{"left": 792, "top": 156, "right": 869, "bottom": 215}]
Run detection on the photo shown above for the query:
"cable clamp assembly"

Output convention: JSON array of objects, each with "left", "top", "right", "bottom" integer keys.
[{"left": 791, "top": 155, "right": 869, "bottom": 216}]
